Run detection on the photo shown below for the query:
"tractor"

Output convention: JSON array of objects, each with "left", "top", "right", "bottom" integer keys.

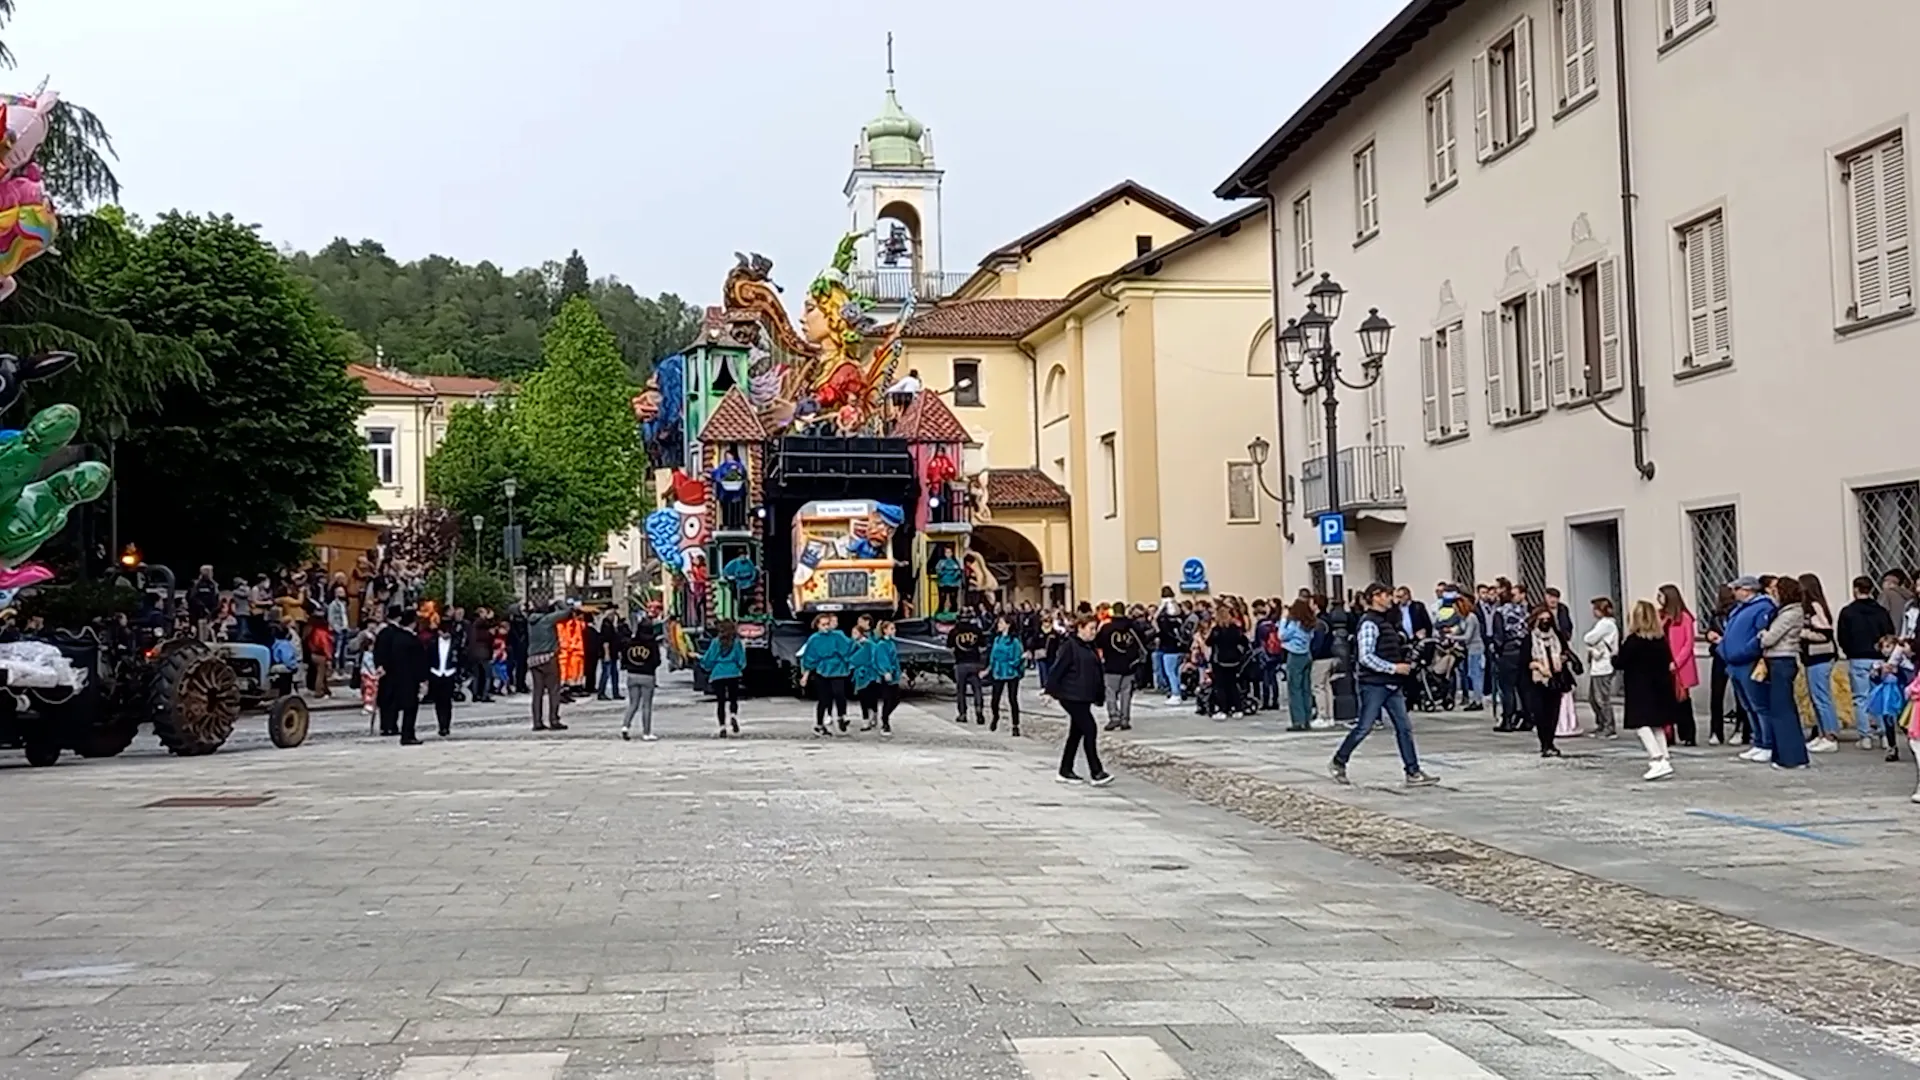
[{"left": 0, "top": 563, "right": 303, "bottom": 766}]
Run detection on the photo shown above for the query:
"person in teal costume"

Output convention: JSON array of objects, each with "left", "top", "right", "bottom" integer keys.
[
  {"left": 988, "top": 614, "right": 1027, "bottom": 735},
  {"left": 849, "top": 621, "right": 879, "bottom": 731},
  {"left": 799, "top": 613, "right": 854, "bottom": 736},
  {"left": 932, "top": 546, "right": 964, "bottom": 614},
  {"left": 863, "top": 619, "right": 903, "bottom": 735}
]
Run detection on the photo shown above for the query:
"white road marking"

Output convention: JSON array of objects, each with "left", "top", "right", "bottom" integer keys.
[
  {"left": 75, "top": 1060, "right": 251, "bottom": 1068},
  {"left": 1013, "top": 1035, "right": 1188, "bottom": 1079},
  {"left": 390, "top": 1052, "right": 573, "bottom": 1079},
  {"left": 712, "top": 1041, "right": 876, "bottom": 1080},
  {"left": 1278, "top": 1032, "right": 1502, "bottom": 1078},
  {"left": 1550, "top": 1028, "right": 1809, "bottom": 1078}
]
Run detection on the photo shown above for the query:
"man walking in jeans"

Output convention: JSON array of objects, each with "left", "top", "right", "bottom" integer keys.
[{"left": 1330, "top": 583, "right": 1439, "bottom": 787}]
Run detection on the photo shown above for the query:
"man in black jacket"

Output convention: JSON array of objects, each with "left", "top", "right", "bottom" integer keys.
[
  {"left": 948, "top": 620, "right": 987, "bottom": 725},
  {"left": 1094, "top": 605, "right": 1145, "bottom": 731},
  {"left": 1840, "top": 574, "right": 1898, "bottom": 749},
  {"left": 373, "top": 609, "right": 428, "bottom": 745}
]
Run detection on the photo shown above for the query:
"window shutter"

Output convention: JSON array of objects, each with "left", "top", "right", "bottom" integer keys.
[
  {"left": 1526, "top": 293, "right": 1548, "bottom": 414},
  {"left": 1559, "top": 0, "right": 1581, "bottom": 106},
  {"left": 1706, "top": 215, "right": 1732, "bottom": 363},
  {"left": 1667, "top": 0, "right": 1689, "bottom": 35},
  {"left": 1366, "top": 378, "right": 1388, "bottom": 445},
  {"left": 1682, "top": 222, "right": 1712, "bottom": 367},
  {"left": 1545, "top": 279, "right": 1571, "bottom": 404},
  {"left": 1880, "top": 138, "right": 1913, "bottom": 312},
  {"left": 1850, "top": 147, "right": 1886, "bottom": 318},
  {"left": 1442, "top": 89, "right": 1458, "bottom": 179},
  {"left": 1447, "top": 324, "right": 1470, "bottom": 433},
  {"left": 1513, "top": 16, "right": 1537, "bottom": 137},
  {"left": 1472, "top": 54, "right": 1493, "bottom": 162},
  {"left": 1303, "top": 397, "right": 1324, "bottom": 459},
  {"left": 1691, "top": 0, "right": 1714, "bottom": 23},
  {"left": 1420, "top": 336, "right": 1441, "bottom": 441},
  {"left": 1482, "top": 310, "right": 1506, "bottom": 420},
  {"left": 1577, "top": 0, "right": 1598, "bottom": 96},
  {"left": 1597, "top": 256, "right": 1624, "bottom": 393}
]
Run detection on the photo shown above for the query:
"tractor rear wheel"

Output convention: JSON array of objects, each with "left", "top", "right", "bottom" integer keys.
[
  {"left": 267, "top": 695, "right": 309, "bottom": 748},
  {"left": 151, "top": 644, "right": 240, "bottom": 756}
]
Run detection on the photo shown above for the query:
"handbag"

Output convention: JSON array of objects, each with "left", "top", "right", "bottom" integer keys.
[
  {"left": 1555, "top": 690, "right": 1581, "bottom": 736},
  {"left": 1566, "top": 653, "right": 1585, "bottom": 677},
  {"left": 1751, "top": 657, "right": 1769, "bottom": 683}
]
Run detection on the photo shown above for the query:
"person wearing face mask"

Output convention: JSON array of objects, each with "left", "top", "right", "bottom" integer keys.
[{"left": 1526, "top": 605, "right": 1570, "bottom": 758}]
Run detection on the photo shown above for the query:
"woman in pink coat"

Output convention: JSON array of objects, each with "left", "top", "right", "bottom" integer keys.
[{"left": 1660, "top": 584, "right": 1701, "bottom": 746}]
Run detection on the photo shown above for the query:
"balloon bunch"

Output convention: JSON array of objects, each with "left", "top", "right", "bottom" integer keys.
[{"left": 0, "top": 89, "right": 58, "bottom": 304}]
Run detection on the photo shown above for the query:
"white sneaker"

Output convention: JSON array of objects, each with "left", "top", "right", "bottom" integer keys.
[
  {"left": 641, "top": 733, "right": 659, "bottom": 742},
  {"left": 1310, "top": 719, "right": 1335, "bottom": 730},
  {"left": 1859, "top": 735, "right": 1880, "bottom": 751},
  {"left": 1167, "top": 697, "right": 1184, "bottom": 706},
  {"left": 1808, "top": 736, "right": 1839, "bottom": 753},
  {"left": 1911, "top": 786, "right": 1920, "bottom": 804},
  {"left": 1749, "top": 748, "right": 1773, "bottom": 763},
  {"left": 1643, "top": 758, "right": 1674, "bottom": 781},
  {"left": 1737, "top": 747, "right": 1765, "bottom": 761}
]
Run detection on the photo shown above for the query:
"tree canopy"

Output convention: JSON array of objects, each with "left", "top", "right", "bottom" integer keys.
[
  {"left": 426, "top": 302, "right": 651, "bottom": 574},
  {"left": 90, "top": 213, "right": 373, "bottom": 576},
  {"left": 285, "top": 242, "right": 701, "bottom": 384}
]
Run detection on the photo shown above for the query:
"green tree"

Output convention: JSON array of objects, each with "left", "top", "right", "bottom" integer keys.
[
  {"left": 553, "top": 249, "right": 590, "bottom": 312},
  {"left": 89, "top": 213, "right": 373, "bottom": 575},
  {"left": 514, "top": 298, "right": 645, "bottom": 569},
  {"left": 591, "top": 277, "right": 702, "bottom": 382}
]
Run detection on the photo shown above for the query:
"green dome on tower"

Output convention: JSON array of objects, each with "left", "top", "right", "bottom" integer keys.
[{"left": 863, "top": 88, "right": 927, "bottom": 168}]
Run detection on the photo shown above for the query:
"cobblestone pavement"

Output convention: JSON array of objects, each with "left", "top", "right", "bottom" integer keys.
[{"left": 0, "top": 680, "right": 1914, "bottom": 1078}]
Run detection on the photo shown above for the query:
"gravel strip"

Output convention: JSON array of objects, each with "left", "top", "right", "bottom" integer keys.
[{"left": 1015, "top": 715, "right": 1920, "bottom": 1025}]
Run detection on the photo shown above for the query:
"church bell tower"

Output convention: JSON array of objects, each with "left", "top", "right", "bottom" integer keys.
[{"left": 845, "top": 34, "right": 947, "bottom": 323}]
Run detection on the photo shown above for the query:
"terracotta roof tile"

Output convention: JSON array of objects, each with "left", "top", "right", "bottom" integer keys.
[
  {"left": 421, "top": 375, "right": 501, "bottom": 397},
  {"left": 987, "top": 468, "right": 1070, "bottom": 510},
  {"left": 894, "top": 391, "right": 970, "bottom": 444},
  {"left": 695, "top": 387, "right": 767, "bottom": 444},
  {"left": 348, "top": 363, "right": 430, "bottom": 397},
  {"left": 901, "top": 298, "right": 1063, "bottom": 340}
]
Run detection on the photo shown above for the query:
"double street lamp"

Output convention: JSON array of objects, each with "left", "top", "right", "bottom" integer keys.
[{"left": 1271, "top": 272, "right": 1393, "bottom": 721}]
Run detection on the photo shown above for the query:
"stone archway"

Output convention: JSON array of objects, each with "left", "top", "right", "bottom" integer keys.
[{"left": 970, "top": 525, "right": 1045, "bottom": 607}]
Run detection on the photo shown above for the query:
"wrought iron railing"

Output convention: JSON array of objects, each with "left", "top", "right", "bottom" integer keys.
[
  {"left": 849, "top": 270, "right": 972, "bottom": 302},
  {"left": 1300, "top": 445, "right": 1406, "bottom": 520}
]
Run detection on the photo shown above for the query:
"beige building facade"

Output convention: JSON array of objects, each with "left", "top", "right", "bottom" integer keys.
[
  {"left": 350, "top": 365, "right": 501, "bottom": 524},
  {"left": 1217, "top": 0, "right": 1919, "bottom": 635}
]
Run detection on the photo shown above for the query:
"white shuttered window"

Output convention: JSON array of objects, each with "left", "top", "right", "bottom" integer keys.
[
  {"left": 1556, "top": 0, "right": 1598, "bottom": 109},
  {"left": 1292, "top": 192, "right": 1315, "bottom": 280},
  {"left": 1843, "top": 135, "right": 1913, "bottom": 323},
  {"left": 1422, "top": 323, "right": 1471, "bottom": 442},
  {"left": 1354, "top": 143, "right": 1380, "bottom": 239},
  {"left": 1426, "top": 83, "right": 1458, "bottom": 192},
  {"left": 1680, "top": 211, "right": 1732, "bottom": 368},
  {"left": 1660, "top": 0, "right": 1716, "bottom": 44}
]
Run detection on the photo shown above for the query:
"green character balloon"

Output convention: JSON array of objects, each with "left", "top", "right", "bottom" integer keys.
[
  {"left": 0, "top": 404, "right": 80, "bottom": 510},
  {"left": 0, "top": 460, "right": 110, "bottom": 568}
]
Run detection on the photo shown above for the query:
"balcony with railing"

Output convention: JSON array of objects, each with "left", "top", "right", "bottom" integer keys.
[
  {"left": 849, "top": 269, "right": 972, "bottom": 303},
  {"left": 1300, "top": 445, "right": 1406, "bottom": 520}
]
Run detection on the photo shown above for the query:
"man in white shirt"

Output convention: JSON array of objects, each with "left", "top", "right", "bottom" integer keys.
[{"left": 427, "top": 621, "right": 460, "bottom": 738}]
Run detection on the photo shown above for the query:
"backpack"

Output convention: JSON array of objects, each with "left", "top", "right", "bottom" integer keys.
[{"left": 1257, "top": 619, "right": 1282, "bottom": 657}]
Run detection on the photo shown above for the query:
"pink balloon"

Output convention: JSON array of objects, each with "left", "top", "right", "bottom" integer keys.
[{"left": 0, "top": 91, "right": 56, "bottom": 177}]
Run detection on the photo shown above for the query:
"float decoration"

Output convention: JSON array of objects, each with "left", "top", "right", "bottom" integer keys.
[{"left": 0, "top": 88, "right": 60, "bottom": 304}]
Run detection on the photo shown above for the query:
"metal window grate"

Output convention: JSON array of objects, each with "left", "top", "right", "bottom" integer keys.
[
  {"left": 1688, "top": 505, "right": 1739, "bottom": 620},
  {"left": 1309, "top": 560, "right": 1327, "bottom": 597},
  {"left": 1859, "top": 483, "right": 1920, "bottom": 581},
  {"left": 1447, "top": 540, "right": 1475, "bottom": 588},
  {"left": 1513, "top": 531, "right": 1547, "bottom": 601},
  {"left": 1370, "top": 551, "right": 1396, "bottom": 589}
]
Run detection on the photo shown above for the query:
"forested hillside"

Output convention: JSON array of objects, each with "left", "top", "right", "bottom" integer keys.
[{"left": 284, "top": 242, "right": 702, "bottom": 381}]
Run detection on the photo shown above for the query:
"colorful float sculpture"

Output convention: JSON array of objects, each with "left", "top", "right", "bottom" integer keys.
[
  {"left": 637, "top": 234, "right": 978, "bottom": 653},
  {"left": 0, "top": 85, "right": 109, "bottom": 607}
]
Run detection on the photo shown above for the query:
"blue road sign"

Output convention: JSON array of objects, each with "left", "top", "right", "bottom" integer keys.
[{"left": 1316, "top": 514, "right": 1345, "bottom": 547}]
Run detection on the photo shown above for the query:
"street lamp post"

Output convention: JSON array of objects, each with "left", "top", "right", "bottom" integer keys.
[
  {"left": 1277, "top": 272, "right": 1394, "bottom": 722},
  {"left": 474, "top": 514, "right": 486, "bottom": 573},
  {"left": 502, "top": 477, "right": 517, "bottom": 562}
]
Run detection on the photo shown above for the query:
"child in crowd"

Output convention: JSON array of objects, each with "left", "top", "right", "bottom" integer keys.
[
  {"left": 863, "top": 620, "right": 902, "bottom": 735},
  {"left": 1868, "top": 635, "right": 1915, "bottom": 763},
  {"left": 849, "top": 622, "right": 878, "bottom": 731},
  {"left": 988, "top": 614, "right": 1026, "bottom": 736}
]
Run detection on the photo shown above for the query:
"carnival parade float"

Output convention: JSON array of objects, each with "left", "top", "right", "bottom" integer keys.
[{"left": 636, "top": 235, "right": 978, "bottom": 683}]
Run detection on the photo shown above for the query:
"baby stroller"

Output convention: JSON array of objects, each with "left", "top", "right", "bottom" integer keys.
[{"left": 1407, "top": 637, "right": 1458, "bottom": 712}]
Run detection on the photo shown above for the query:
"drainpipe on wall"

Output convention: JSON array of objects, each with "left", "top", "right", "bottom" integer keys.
[
  {"left": 1261, "top": 192, "right": 1298, "bottom": 542},
  {"left": 1591, "top": 0, "right": 1657, "bottom": 480}
]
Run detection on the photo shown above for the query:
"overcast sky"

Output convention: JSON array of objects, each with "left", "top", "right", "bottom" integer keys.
[{"left": 9, "top": 0, "right": 1404, "bottom": 302}]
